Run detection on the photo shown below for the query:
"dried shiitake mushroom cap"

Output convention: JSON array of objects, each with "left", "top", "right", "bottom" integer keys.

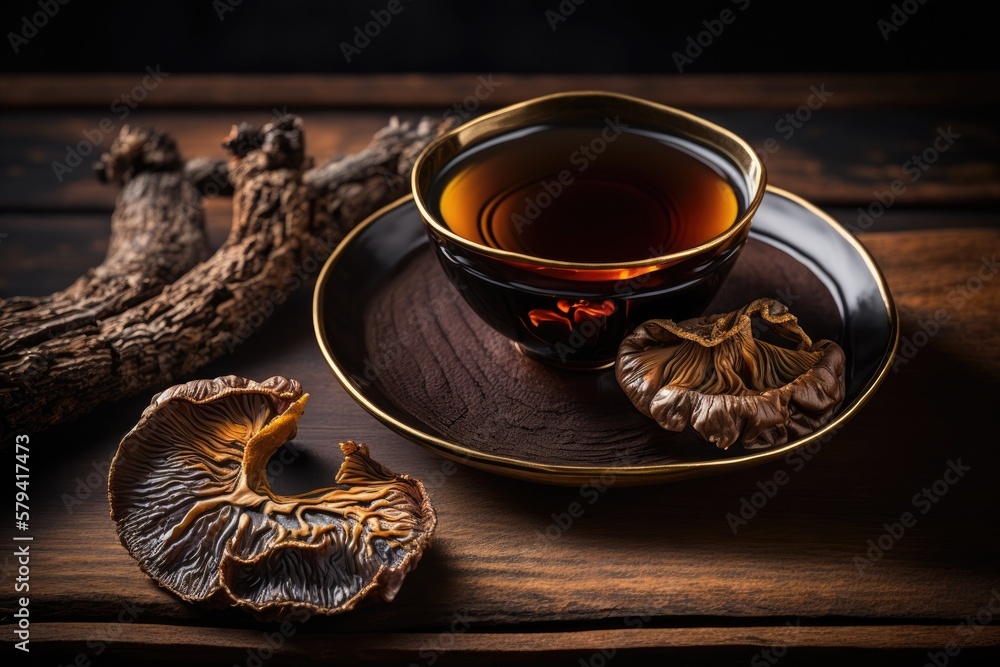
[
  {"left": 108, "top": 375, "right": 436, "bottom": 621},
  {"left": 616, "top": 299, "right": 846, "bottom": 450}
]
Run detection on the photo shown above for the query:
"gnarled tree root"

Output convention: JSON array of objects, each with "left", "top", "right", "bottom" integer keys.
[{"left": 0, "top": 115, "right": 449, "bottom": 433}]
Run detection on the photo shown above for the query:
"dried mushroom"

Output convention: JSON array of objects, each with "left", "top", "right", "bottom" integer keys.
[
  {"left": 108, "top": 375, "right": 435, "bottom": 620},
  {"left": 616, "top": 298, "right": 845, "bottom": 450}
]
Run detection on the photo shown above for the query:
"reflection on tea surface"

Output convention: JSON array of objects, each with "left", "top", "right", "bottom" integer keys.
[{"left": 431, "top": 124, "right": 743, "bottom": 264}]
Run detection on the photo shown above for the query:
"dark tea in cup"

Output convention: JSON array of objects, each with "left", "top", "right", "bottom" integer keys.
[
  {"left": 429, "top": 124, "right": 744, "bottom": 264},
  {"left": 411, "top": 92, "right": 766, "bottom": 369}
]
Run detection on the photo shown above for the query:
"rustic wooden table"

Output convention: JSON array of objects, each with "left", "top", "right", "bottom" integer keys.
[{"left": 1, "top": 73, "right": 999, "bottom": 665}]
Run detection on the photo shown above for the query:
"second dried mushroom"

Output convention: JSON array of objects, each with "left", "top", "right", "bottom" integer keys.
[
  {"left": 616, "top": 298, "right": 846, "bottom": 450},
  {"left": 108, "top": 375, "right": 436, "bottom": 620}
]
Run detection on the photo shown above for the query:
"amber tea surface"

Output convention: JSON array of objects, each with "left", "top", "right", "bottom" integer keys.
[{"left": 431, "top": 124, "right": 744, "bottom": 263}]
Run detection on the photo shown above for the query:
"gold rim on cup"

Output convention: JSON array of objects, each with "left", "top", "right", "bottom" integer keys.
[{"left": 411, "top": 90, "right": 768, "bottom": 272}]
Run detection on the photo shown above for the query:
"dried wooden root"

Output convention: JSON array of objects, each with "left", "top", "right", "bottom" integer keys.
[
  {"left": 0, "top": 115, "right": 450, "bottom": 433},
  {"left": 0, "top": 126, "right": 209, "bottom": 353},
  {"left": 183, "top": 156, "right": 233, "bottom": 197}
]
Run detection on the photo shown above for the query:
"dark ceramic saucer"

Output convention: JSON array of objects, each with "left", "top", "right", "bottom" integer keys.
[{"left": 314, "top": 187, "right": 898, "bottom": 486}]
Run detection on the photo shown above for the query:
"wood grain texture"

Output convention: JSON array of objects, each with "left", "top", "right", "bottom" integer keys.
[
  {"left": 13, "top": 622, "right": 1000, "bottom": 666},
  {"left": 361, "top": 241, "right": 839, "bottom": 466},
  {"left": 2, "top": 109, "right": 999, "bottom": 211},
  {"left": 3, "top": 209, "right": 996, "bottom": 299},
  {"left": 1, "top": 73, "right": 998, "bottom": 109},
  {"left": 1, "top": 80, "right": 998, "bottom": 659},
  {"left": 3, "top": 230, "right": 997, "bottom": 644},
  {"left": 0, "top": 127, "right": 209, "bottom": 352},
  {"left": 0, "top": 116, "right": 449, "bottom": 434}
]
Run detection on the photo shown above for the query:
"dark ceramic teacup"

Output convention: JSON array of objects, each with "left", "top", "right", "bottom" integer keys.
[{"left": 411, "top": 91, "right": 766, "bottom": 369}]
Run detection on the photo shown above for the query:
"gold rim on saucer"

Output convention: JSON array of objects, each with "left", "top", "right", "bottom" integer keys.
[{"left": 314, "top": 187, "right": 898, "bottom": 486}]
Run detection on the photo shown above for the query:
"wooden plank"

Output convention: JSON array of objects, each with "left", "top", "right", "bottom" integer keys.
[
  {"left": 0, "top": 214, "right": 107, "bottom": 296},
  {"left": 1, "top": 109, "right": 997, "bottom": 212},
  {"left": 3, "top": 209, "right": 996, "bottom": 298},
  {"left": 825, "top": 207, "right": 1000, "bottom": 234},
  {"left": 14, "top": 622, "right": 1000, "bottom": 666},
  {"left": 0, "top": 205, "right": 233, "bottom": 296},
  {"left": 3, "top": 229, "right": 998, "bottom": 635},
  {"left": 0, "top": 111, "right": 389, "bottom": 212},
  {"left": 1, "top": 73, "right": 997, "bottom": 110}
]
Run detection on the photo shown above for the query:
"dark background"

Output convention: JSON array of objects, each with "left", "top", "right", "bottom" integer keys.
[{"left": 0, "top": 0, "right": 993, "bottom": 74}]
